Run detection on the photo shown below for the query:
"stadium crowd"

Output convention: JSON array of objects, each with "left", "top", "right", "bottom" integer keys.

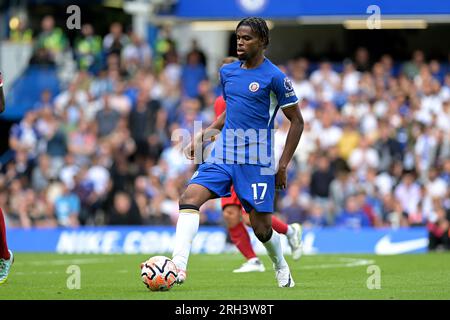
[{"left": 1, "top": 16, "right": 449, "bottom": 249}]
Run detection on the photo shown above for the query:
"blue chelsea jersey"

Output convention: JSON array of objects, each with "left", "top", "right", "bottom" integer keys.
[{"left": 208, "top": 58, "right": 299, "bottom": 167}]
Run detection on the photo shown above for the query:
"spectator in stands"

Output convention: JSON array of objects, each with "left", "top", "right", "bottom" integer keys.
[
  {"left": 9, "top": 110, "right": 39, "bottom": 159},
  {"left": 402, "top": 50, "right": 426, "bottom": 80},
  {"left": 348, "top": 135, "right": 380, "bottom": 179},
  {"left": 329, "top": 167, "right": 357, "bottom": 223},
  {"left": 53, "top": 184, "right": 81, "bottom": 227},
  {"left": 154, "top": 25, "right": 177, "bottom": 73},
  {"left": 95, "top": 95, "right": 121, "bottom": 138},
  {"left": 108, "top": 191, "right": 142, "bottom": 225},
  {"left": 373, "top": 119, "right": 403, "bottom": 172},
  {"left": 337, "top": 117, "right": 360, "bottom": 161},
  {"left": 33, "top": 15, "right": 68, "bottom": 65},
  {"left": 304, "top": 202, "right": 328, "bottom": 228},
  {"left": 188, "top": 39, "right": 207, "bottom": 67},
  {"left": 33, "top": 89, "right": 55, "bottom": 111},
  {"left": 122, "top": 32, "right": 152, "bottom": 75},
  {"left": 103, "top": 22, "right": 129, "bottom": 57},
  {"left": 335, "top": 195, "right": 372, "bottom": 228},
  {"left": 108, "top": 81, "right": 132, "bottom": 115},
  {"left": 68, "top": 119, "right": 97, "bottom": 167},
  {"left": 31, "top": 154, "right": 53, "bottom": 193},
  {"left": 354, "top": 47, "right": 371, "bottom": 73},
  {"left": 342, "top": 60, "right": 361, "bottom": 95},
  {"left": 309, "top": 152, "right": 334, "bottom": 205},
  {"left": 128, "top": 90, "right": 165, "bottom": 162},
  {"left": 11, "top": 150, "right": 32, "bottom": 182},
  {"left": 74, "top": 23, "right": 102, "bottom": 74},
  {"left": 427, "top": 204, "right": 450, "bottom": 251},
  {"left": 310, "top": 60, "right": 340, "bottom": 102},
  {"left": 394, "top": 169, "right": 422, "bottom": 221},
  {"left": 9, "top": 16, "right": 33, "bottom": 44},
  {"left": 314, "top": 105, "right": 342, "bottom": 150},
  {"left": 54, "top": 80, "right": 89, "bottom": 117},
  {"left": 414, "top": 123, "right": 438, "bottom": 178},
  {"left": 181, "top": 51, "right": 207, "bottom": 98},
  {"left": 59, "top": 153, "right": 79, "bottom": 190},
  {"left": 279, "top": 182, "right": 308, "bottom": 224},
  {"left": 290, "top": 58, "right": 316, "bottom": 103},
  {"left": 381, "top": 194, "right": 409, "bottom": 228}
]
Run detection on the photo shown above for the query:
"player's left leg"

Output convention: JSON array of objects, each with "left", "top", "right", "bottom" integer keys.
[
  {"left": 249, "top": 210, "right": 294, "bottom": 288},
  {"left": 273, "top": 217, "right": 303, "bottom": 261},
  {"left": 258, "top": 215, "right": 303, "bottom": 260},
  {"left": 232, "top": 165, "right": 294, "bottom": 287},
  {"left": 0, "top": 208, "right": 13, "bottom": 284},
  {"left": 243, "top": 212, "right": 303, "bottom": 261}
]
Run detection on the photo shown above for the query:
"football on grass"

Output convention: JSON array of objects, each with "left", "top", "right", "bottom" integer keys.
[{"left": 140, "top": 256, "right": 178, "bottom": 291}]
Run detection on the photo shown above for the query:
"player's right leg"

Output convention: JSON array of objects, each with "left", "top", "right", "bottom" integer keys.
[
  {"left": 0, "top": 208, "right": 13, "bottom": 284},
  {"left": 172, "top": 183, "right": 215, "bottom": 284},
  {"left": 172, "top": 163, "right": 232, "bottom": 285}
]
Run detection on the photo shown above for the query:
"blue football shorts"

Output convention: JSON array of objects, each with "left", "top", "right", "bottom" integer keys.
[{"left": 189, "top": 162, "right": 275, "bottom": 213}]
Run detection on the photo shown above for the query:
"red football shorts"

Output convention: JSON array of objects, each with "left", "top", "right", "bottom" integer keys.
[{"left": 221, "top": 185, "right": 246, "bottom": 214}]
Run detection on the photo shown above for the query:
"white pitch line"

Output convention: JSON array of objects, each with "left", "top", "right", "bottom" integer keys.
[
  {"left": 14, "top": 256, "right": 375, "bottom": 271},
  {"left": 299, "top": 257, "right": 375, "bottom": 270},
  {"left": 15, "top": 258, "right": 116, "bottom": 266}
]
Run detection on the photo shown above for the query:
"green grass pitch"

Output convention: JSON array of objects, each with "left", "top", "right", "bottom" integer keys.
[{"left": 1, "top": 253, "right": 450, "bottom": 299}]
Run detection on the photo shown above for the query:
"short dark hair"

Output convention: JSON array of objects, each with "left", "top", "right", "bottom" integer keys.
[{"left": 236, "top": 17, "right": 269, "bottom": 48}]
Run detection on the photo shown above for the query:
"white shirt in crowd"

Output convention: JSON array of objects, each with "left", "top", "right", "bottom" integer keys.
[
  {"left": 291, "top": 79, "right": 316, "bottom": 102},
  {"left": 310, "top": 69, "right": 340, "bottom": 102},
  {"left": 348, "top": 147, "right": 380, "bottom": 176},
  {"left": 394, "top": 182, "right": 421, "bottom": 216},
  {"left": 86, "top": 165, "right": 110, "bottom": 195},
  {"left": 315, "top": 125, "right": 342, "bottom": 149},
  {"left": 342, "top": 70, "right": 361, "bottom": 95}
]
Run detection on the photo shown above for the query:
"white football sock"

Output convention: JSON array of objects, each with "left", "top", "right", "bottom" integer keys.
[
  {"left": 172, "top": 210, "right": 200, "bottom": 271},
  {"left": 262, "top": 230, "right": 288, "bottom": 270},
  {"left": 286, "top": 225, "right": 295, "bottom": 237}
]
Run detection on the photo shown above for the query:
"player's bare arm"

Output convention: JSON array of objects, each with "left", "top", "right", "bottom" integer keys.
[
  {"left": 276, "top": 104, "right": 304, "bottom": 190},
  {"left": 0, "top": 72, "right": 5, "bottom": 113},
  {"left": 184, "top": 110, "right": 226, "bottom": 160}
]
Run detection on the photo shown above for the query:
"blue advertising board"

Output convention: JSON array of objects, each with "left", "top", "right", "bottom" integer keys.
[
  {"left": 174, "top": 0, "right": 450, "bottom": 19},
  {"left": 7, "top": 226, "right": 429, "bottom": 255}
]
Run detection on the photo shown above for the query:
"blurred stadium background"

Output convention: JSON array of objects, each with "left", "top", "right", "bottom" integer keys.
[{"left": 0, "top": 0, "right": 449, "bottom": 255}]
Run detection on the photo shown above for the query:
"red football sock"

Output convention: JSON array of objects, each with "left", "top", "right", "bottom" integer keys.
[
  {"left": 228, "top": 222, "right": 257, "bottom": 260},
  {"left": 0, "top": 208, "right": 11, "bottom": 260},
  {"left": 271, "top": 215, "right": 288, "bottom": 235}
]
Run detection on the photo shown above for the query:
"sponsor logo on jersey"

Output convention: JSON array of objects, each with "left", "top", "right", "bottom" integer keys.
[{"left": 249, "top": 82, "right": 260, "bottom": 92}]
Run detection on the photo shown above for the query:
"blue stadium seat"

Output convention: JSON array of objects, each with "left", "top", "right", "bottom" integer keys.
[{"left": 0, "top": 65, "right": 61, "bottom": 121}]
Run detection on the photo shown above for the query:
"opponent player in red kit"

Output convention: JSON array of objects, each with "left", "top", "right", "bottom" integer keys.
[
  {"left": 0, "top": 71, "right": 14, "bottom": 284},
  {"left": 214, "top": 57, "right": 303, "bottom": 273}
]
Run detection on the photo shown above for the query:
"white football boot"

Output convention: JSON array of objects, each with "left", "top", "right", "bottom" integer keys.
[
  {"left": 275, "top": 264, "right": 295, "bottom": 288},
  {"left": 233, "top": 257, "right": 266, "bottom": 273},
  {"left": 287, "top": 223, "right": 303, "bottom": 260}
]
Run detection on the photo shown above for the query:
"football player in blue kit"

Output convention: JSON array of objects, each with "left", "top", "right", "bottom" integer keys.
[{"left": 171, "top": 17, "right": 304, "bottom": 287}]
